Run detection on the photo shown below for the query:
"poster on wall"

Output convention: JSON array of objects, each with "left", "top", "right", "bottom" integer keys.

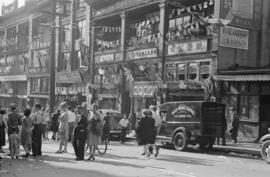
[
  {"left": 220, "top": 0, "right": 261, "bottom": 29},
  {"left": 220, "top": 26, "right": 249, "bottom": 50}
]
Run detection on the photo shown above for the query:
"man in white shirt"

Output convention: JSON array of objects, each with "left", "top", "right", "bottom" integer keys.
[
  {"left": 149, "top": 105, "right": 161, "bottom": 135},
  {"left": 68, "top": 106, "right": 75, "bottom": 142},
  {"left": 119, "top": 114, "right": 129, "bottom": 143}
]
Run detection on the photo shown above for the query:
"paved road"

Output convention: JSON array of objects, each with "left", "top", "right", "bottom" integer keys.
[{"left": 0, "top": 140, "right": 269, "bottom": 177}]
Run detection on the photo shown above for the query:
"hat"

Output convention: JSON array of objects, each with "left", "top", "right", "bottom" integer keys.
[
  {"left": 0, "top": 109, "right": 6, "bottom": 114},
  {"left": 142, "top": 109, "right": 151, "bottom": 116}
]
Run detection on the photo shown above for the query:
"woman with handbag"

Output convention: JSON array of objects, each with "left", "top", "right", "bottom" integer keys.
[{"left": 87, "top": 104, "right": 103, "bottom": 161}]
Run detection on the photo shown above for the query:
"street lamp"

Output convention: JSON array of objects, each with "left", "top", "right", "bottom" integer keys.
[{"left": 98, "top": 68, "right": 105, "bottom": 93}]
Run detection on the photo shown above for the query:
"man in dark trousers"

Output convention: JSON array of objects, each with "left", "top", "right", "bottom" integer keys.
[
  {"left": 7, "top": 104, "right": 22, "bottom": 157},
  {"left": 31, "top": 104, "right": 43, "bottom": 156},
  {"left": 73, "top": 105, "right": 88, "bottom": 161}
]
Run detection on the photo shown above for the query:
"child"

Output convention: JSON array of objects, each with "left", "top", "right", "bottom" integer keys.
[
  {"left": 9, "top": 127, "right": 20, "bottom": 159},
  {"left": 21, "top": 108, "right": 33, "bottom": 158}
]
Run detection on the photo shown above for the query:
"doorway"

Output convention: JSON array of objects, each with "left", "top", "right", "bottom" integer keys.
[{"left": 260, "top": 95, "right": 270, "bottom": 137}]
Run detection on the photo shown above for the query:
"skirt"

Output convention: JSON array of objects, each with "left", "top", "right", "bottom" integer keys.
[
  {"left": 21, "top": 130, "right": 32, "bottom": 146},
  {"left": 88, "top": 131, "right": 101, "bottom": 146},
  {"left": 0, "top": 127, "right": 5, "bottom": 146}
]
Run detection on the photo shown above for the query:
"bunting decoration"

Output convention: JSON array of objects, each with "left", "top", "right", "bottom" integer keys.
[{"left": 101, "top": 26, "right": 121, "bottom": 33}]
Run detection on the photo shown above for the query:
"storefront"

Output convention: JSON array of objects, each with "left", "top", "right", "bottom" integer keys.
[
  {"left": 216, "top": 74, "right": 270, "bottom": 142},
  {"left": 0, "top": 75, "right": 27, "bottom": 109},
  {"left": 56, "top": 71, "right": 86, "bottom": 108}
]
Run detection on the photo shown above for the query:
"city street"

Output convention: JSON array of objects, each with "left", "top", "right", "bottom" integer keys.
[{"left": 1, "top": 140, "right": 269, "bottom": 177}]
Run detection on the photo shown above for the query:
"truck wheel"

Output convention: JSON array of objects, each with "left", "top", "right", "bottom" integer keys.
[
  {"left": 261, "top": 140, "right": 270, "bottom": 163},
  {"left": 173, "top": 132, "right": 187, "bottom": 151}
]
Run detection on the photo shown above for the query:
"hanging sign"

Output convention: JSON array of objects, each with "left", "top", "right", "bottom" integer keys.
[
  {"left": 220, "top": 26, "right": 249, "bottom": 50},
  {"left": 133, "top": 83, "right": 156, "bottom": 97},
  {"left": 167, "top": 40, "right": 208, "bottom": 56}
]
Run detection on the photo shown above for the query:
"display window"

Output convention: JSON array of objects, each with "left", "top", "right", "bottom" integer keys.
[
  {"left": 188, "top": 62, "right": 198, "bottom": 80},
  {"left": 176, "top": 63, "right": 186, "bottom": 81}
]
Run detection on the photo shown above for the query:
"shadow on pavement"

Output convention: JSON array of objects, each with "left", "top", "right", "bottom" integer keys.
[{"left": 157, "top": 154, "right": 214, "bottom": 166}]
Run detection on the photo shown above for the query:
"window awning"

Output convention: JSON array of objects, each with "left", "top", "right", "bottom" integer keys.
[
  {"left": 214, "top": 74, "right": 270, "bottom": 81},
  {"left": 56, "top": 71, "right": 82, "bottom": 84}
]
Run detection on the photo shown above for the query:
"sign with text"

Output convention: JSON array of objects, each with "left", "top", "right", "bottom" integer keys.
[
  {"left": 167, "top": 40, "right": 208, "bottom": 56},
  {"left": 220, "top": 26, "right": 249, "bottom": 50},
  {"left": 128, "top": 48, "right": 158, "bottom": 60},
  {"left": 133, "top": 83, "right": 157, "bottom": 97}
]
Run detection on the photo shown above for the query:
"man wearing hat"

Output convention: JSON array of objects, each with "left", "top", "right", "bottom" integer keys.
[{"left": 7, "top": 103, "right": 22, "bottom": 158}]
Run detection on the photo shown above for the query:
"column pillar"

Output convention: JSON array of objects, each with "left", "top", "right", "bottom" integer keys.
[
  {"left": 120, "top": 12, "right": 126, "bottom": 61},
  {"left": 70, "top": 0, "right": 76, "bottom": 71},
  {"left": 159, "top": 1, "right": 166, "bottom": 81}
]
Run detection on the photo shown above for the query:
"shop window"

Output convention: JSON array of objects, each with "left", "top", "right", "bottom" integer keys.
[
  {"left": 166, "top": 64, "right": 175, "bottom": 81},
  {"left": 59, "top": 53, "right": 71, "bottom": 71},
  {"left": 176, "top": 63, "right": 186, "bottom": 81},
  {"left": 40, "top": 77, "right": 49, "bottom": 93},
  {"left": 228, "top": 95, "right": 238, "bottom": 112},
  {"left": 199, "top": 61, "right": 210, "bottom": 80},
  {"left": 239, "top": 95, "right": 248, "bottom": 120},
  {"left": 229, "top": 82, "right": 239, "bottom": 94},
  {"left": 248, "top": 96, "right": 259, "bottom": 122},
  {"left": 249, "top": 83, "right": 259, "bottom": 93},
  {"left": 239, "top": 82, "right": 248, "bottom": 92},
  {"left": 188, "top": 63, "right": 198, "bottom": 80}
]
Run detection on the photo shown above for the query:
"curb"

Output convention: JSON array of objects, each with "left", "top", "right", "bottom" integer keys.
[{"left": 213, "top": 145, "right": 261, "bottom": 156}]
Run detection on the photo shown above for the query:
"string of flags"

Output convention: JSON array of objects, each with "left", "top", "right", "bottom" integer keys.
[
  {"left": 101, "top": 26, "right": 121, "bottom": 33},
  {"left": 169, "top": 0, "right": 214, "bottom": 18}
]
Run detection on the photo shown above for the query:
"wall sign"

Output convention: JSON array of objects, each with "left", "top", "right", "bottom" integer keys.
[
  {"left": 128, "top": 48, "right": 158, "bottom": 60},
  {"left": 167, "top": 40, "right": 208, "bottom": 56},
  {"left": 220, "top": 26, "right": 249, "bottom": 50},
  {"left": 172, "top": 105, "right": 196, "bottom": 118}
]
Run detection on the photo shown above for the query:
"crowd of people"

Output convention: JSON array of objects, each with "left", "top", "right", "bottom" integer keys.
[{"left": 0, "top": 102, "right": 162, "bottom": 161}]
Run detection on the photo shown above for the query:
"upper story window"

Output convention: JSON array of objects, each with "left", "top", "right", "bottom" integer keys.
[{"left": 76, "top": 20, "right": 86, "bottom": 40}]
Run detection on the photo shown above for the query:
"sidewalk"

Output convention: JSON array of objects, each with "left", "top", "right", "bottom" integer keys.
[{"left": 213, "top": 142, "right": 261, "bottom": 156}]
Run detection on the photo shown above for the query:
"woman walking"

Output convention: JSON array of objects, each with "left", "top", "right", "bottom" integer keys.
[
  {"left": 57, "top": 102, "right": 69, "bottom": 153},
  {"left": 51, "top": 109, "right": 60, "bottom": 140},
  {"left": 87, "top": 104, "right": 103, "bottom": 161},
  {"left": 0, "top": 109, "right": 7, "bottom": 154},
  {"left": 21, "top": 108, "right": 33, "bottom": 158},
  {"left": 136, "top": 109, "right": 157, "bottom": 157}
]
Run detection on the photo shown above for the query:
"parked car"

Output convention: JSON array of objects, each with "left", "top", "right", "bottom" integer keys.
[
  {"left": 157, "top": 101, "right": 226, "bottom": 151},
  {"left": 98, "top": 109, "right": 124, "bottom": 139},
  {"left": 259, "top": 128, "right": 270, "bottom": 163}
]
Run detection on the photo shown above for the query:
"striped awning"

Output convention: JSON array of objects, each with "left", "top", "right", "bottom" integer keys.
[{"left": 214, "top": 74, "right": 270, "bottom": 81}]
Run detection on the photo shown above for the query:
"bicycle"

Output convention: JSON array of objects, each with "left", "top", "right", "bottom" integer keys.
[{"left": 96, "top": 134, "right": 109, "bottom": 154}]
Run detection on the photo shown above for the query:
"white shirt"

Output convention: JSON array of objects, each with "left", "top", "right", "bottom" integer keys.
[
  {"left": 119, "top": 118, "right": 129, "bottom": 128},
  {"left": 68, "top": 111, "right": 76, "bottom": 123},
  {"left": 152, "top": 110, "right": 161, "bottom": 126}
]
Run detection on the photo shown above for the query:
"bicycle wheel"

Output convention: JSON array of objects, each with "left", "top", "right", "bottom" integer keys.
[{"left": 97, "top": 138, "right": 108, "bottom": 154}]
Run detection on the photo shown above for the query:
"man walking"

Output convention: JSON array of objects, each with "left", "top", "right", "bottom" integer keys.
[
  {"left": 119, "top": 114, "right": 129, "bottom": 143},
  {"left": 73, "top": 105, "right": 88, "bottom": 161},
  {"left": 68, "top": 106, "right": 75, "bottom": 142},
  {"left": 31, "top": 104, "right": 43, "bottom": 157}
]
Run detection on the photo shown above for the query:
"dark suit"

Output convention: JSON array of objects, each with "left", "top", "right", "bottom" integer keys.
[
  {"left": 136, "top": 116, "right": 156, "bottom": 145},
  {"left": 73, "top": 114, "right": 88, "bottom": 159}
]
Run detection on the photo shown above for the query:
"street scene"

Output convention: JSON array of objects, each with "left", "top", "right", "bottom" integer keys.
[{"left": 1, "top": 0, "right": 270, "bottom": 177}]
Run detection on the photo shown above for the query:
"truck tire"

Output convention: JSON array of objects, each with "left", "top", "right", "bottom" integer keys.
[
  {"left": 260, "top": 140, "right": 270, "bottom": 163},
  {"left": 173, "top": 132, "right": 187, "bottom": 151}
]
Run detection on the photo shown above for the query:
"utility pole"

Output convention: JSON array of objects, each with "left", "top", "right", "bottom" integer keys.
[{"left": 49, "top": 0, "right": 56, "bottom": 115}]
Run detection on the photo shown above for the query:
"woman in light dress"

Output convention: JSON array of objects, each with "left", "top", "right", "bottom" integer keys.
[
  {"left": 87, "top": 104, "right": 103, "bottom": 160},
  {"left": 57, "top": 102, "right": 69, "bottom": 153}
]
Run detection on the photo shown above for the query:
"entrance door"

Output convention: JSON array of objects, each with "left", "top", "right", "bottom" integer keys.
[{"left": 260, "top": 95, "right": 270, "bottom": 136}]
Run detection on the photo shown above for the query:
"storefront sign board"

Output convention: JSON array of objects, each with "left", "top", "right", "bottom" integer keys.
[
  {"left": 128, "top": 48, "right": 158, "bottom": 60},
  {"left": 167, "top": 40, "right": 208, "bottom": 56},
  {"left": 220, "top": 26, "right": 249, "bottom": 50}
]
